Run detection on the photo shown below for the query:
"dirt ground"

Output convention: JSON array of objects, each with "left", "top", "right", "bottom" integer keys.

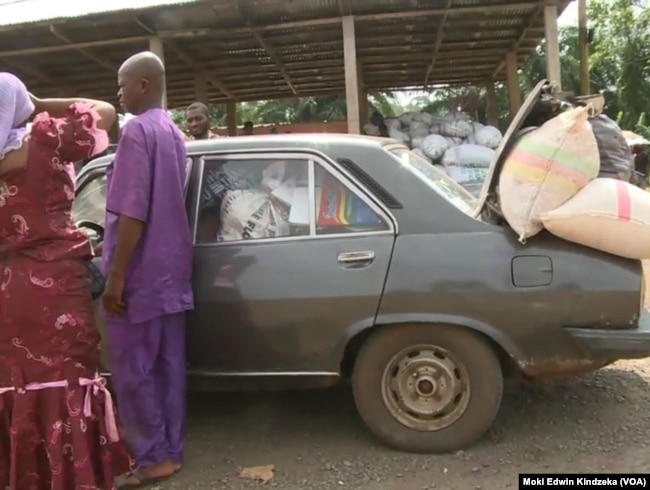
[{"left": 145, "top": 264, "right": 650, "bottom": 489}]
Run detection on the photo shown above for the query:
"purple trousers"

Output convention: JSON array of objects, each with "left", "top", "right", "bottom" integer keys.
[{"left": 106, "top": 312, "right": 186, "bottom": 468}]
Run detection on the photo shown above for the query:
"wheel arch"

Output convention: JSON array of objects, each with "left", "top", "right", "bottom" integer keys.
[{"left": 339, "top": 314, "right": 526, "bottom": 378}]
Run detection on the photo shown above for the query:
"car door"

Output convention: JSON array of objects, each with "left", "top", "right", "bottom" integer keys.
[
  {"left": 187, "top": 151, "right": 396, "bottom": 375},
  {"left": 71, "top": 156, "right": 195, "bottom": 372}
]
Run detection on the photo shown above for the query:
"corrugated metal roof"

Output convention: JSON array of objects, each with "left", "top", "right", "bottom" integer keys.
[
  {"left": 0, "top": 0, "right": 571, "bottom": 105},
  {"left": 0, "top": 0, "right": 198, "bottom": 28}
]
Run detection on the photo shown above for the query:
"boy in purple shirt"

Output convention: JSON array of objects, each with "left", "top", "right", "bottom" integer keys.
[{"left": 102, "top": 51, "right": 193, "bottom": 487}]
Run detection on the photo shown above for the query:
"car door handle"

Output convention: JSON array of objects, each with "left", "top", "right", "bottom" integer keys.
[{"left": 337, "top": 251, "right": 375, "bottom": 267}]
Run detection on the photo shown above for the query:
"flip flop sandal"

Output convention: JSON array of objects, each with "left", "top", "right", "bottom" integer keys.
[{"left": 118, "top": 468, "right": 174, "bottom": 489}]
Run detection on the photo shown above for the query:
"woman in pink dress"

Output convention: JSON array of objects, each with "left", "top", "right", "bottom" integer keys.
[{"left": 0, "top": 73, "right": 132, "bottom": 489}]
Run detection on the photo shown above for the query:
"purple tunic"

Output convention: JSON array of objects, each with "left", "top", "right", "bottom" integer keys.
[
  {"left": 103, "top": 108, "right": 194, "bottom": 323},
  {"left": 102, "top": 109, "right": 193, "bottom": 468}
]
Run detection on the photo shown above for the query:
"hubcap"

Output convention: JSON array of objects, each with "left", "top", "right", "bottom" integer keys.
[{"left": 381, "top": 345, "right": 470, "bottom": 431}]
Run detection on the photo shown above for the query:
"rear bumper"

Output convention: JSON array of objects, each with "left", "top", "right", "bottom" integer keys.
[{"left": 566, "top": 312, "right": 650, "bottom": 360}]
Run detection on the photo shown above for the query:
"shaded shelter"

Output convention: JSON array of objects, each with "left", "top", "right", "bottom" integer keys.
[{"left": 0, "top": 0, "right": 570, "bottom": 134}]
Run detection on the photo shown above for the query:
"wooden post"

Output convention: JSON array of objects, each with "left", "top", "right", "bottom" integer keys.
[
  {"left": 578, "top": 0, "right": 589, "bottom": 95},
  {"left": 148, "top": 36, "right": 167, "bottom": 109},
  {"left": 342, "top": 16, "right": 360, "bottom": 134},
  {"left": 505, "top": 52, "right": 521, "bottom": 117},
  {"left": 194, "top": 72, "right": 209, "bottom": 105},
  {"left": 544, "top": 4, "right": 562, "bottom": 89},
  {"left": 485, "top": 79, "right": 499, "bottom": 126},
  {"left": 226, "top": 101, "right": 237, "bottom": 137}
]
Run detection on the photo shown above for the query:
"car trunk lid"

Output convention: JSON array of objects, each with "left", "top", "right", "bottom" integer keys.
[{"left": 472, "top": 79, "right": 554, "bottom": 219}]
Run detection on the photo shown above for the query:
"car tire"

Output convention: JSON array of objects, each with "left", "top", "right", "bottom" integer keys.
[{"left": 352, "top": 323, "right": 503, "bottom": 454}]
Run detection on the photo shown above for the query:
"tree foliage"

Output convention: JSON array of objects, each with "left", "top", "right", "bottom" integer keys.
[{"left": 172, "top": 0, "right": 650, "bottom": 132}]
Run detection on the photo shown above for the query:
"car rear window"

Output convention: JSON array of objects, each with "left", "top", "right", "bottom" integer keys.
[{"left": 386, "top": 147, "right": 477, "bottom": 215}]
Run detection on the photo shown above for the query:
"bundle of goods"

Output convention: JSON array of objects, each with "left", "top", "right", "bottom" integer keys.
[
  {"left": 497, "top": 97, "right": 650, "bottom": 260},
  {"left": 499, "top": 106, "right": 600, "bottom": 242},
  {"left": 540, "top": 178, "right": 650, "bottom": 260},
  {"left": 365, "top": 110, "right": 503, "bottom": 197},
  {"left": 217, "top": 161, "right": 291, "bottom": 241}
]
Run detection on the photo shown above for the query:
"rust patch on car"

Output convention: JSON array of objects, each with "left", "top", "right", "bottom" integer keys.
[{"left": 520, "top": 357, "right": 614, "bottom": 381}]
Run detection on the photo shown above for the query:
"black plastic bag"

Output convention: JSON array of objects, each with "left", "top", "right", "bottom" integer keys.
[{"left": 589, "top": 115, "right": 633, "bottom": 182}]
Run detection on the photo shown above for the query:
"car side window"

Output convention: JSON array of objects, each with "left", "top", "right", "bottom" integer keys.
[
  {"left": 71, "top": 173, "right": 108, "bottom": 226},
  {"left": 195, "top": 156, "right": 390, "bottom": 244},
  {"left": 195, "top": 157, "right": 310, "bottom": 243}
]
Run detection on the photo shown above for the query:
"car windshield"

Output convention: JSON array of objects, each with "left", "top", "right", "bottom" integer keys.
[{"left": 386, "top": 147, "right": 477, "bottom": 215}]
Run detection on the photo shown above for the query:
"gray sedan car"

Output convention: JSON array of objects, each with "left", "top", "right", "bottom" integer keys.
[{"left": 72, "top": 80, "right": 650, "bottom": 454}]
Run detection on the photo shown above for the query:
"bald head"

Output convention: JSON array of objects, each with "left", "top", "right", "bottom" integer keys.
[
  {"left": 117, "top": 51, "right": 166, "bottom": 114},
  {"left": 120, "top": 51, "right": 165, "bottom": 81}
]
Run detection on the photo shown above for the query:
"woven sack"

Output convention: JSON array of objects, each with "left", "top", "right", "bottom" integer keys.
[
  {"left": 499, "top": 106, "right": 599, "bottom": 242},
  {"left": 540, "top": 178, "right": 650, "bottom": 260}
]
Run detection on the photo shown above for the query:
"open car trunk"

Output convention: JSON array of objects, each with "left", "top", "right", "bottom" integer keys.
[{"left": 473, "top": 79, "right": 603, "bottom": 225}]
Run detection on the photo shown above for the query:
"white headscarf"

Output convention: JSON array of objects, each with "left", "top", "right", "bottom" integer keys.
[{"left": 0, "top": 72, "right": 35, "bottom": 159}]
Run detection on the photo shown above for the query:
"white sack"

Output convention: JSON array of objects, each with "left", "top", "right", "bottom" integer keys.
[
  {"left": 412, "top": 112, "right": 434, "bottom": 126},
  {"left": 363, "top": 123, "right": 380, "bottom": 136},
  {"left": 419, "top": 134, "right": 450, "bottom": 161},
  {"left": 399, "top": 112, "right": 417, "bottom": 126},
  {"left": 444, "top": 136, "right": 463, "bottom": 147},
  {"left": 441, "top": 119, "right": 473, "bottom": 139},
  {"left": 409, "top": 121, "right": 430, "bottom": 140},
  {"left": 442, "top": 144, "right": 495, "bottom": 168},
  {"left": 474, "top": 125, "right": 503, "bottom": 149},
  {"left": 218, "top": 190, "right": 289, "bottom": 241},
  {"left": 471, "top": 121, "right": 485, "bottom": 134},
  {"left": 260, "top": 161, "right": 286, "bottom": 192}
]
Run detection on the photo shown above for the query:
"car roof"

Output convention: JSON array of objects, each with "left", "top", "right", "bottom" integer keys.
[
  {"left": 83, "top": 133, "right": 392, "bottom": 171},
  {"left": 184, "top": 133, "right": 389, "bottom": 153}
]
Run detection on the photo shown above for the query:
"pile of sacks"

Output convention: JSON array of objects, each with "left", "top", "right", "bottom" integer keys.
[
  {"left": 499, "top": 105, "right": 650, "bottom": 260},
  {"left": 364, "top": 111, "right": 503, "bottom": 197}
]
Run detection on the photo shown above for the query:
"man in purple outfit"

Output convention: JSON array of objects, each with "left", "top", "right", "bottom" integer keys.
[{"left": 102, "top": 51, "right": 194, "bottom": 488}]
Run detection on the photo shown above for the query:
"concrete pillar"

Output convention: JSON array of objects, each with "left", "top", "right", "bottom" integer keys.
[
  {"left": 194, "top": 73, "right": 209, "bottom": 105},
  {"left": 226, "top": 101, "right": 237, "bottom": 137},
  {"left": 342, "top": 16, "right": 360, "bottom": 134},
  {"left": 578, "top": 0, "right": 589, "bottom": 95},
  {"left": 544, "top": 4, "right": 562, "bottom": 89},
  {"left": 485, "top": 80, "right": 499, "bottom": 127},
  {"left": 148, "top": 36, "right": 167, "bottom": 109},
  {"left": 505, "top": 52, "right": 521, "bottom": 117}
]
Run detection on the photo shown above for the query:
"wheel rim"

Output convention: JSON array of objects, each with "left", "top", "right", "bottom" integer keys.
[{"left": 381, "top": 344, "right": 471, "bottom": 432}]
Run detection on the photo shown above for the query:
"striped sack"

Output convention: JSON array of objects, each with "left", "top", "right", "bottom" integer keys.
[
  {"left": 499, "top": 106, "right": 600, "bottom": 242},
  {"left": 540, "top": 178, "right": 650, "bottom": 260}
]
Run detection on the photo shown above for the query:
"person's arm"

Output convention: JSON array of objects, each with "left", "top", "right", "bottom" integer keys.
[
  {"left": 30, "top": 95, "right": 116, "bottom": 132},
  {"left": 105, "top": 122, "right": 151, "bottom": 279},
  {"left": 109, "top": 216, "right": 145, "bottom": 279}
]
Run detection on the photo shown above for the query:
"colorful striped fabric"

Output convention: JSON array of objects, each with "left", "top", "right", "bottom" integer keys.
[{"left": 499, "top": 106, "right": 600, "bottom": 242}]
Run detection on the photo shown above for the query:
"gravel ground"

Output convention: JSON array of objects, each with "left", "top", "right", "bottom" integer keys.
[{"left": 145, "top": 264, "right": 650, "bottom": 490}]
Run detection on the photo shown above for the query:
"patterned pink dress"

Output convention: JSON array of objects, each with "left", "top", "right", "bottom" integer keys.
[{"left": 0, "top": 104, "right": 132, "bottom": 489}]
